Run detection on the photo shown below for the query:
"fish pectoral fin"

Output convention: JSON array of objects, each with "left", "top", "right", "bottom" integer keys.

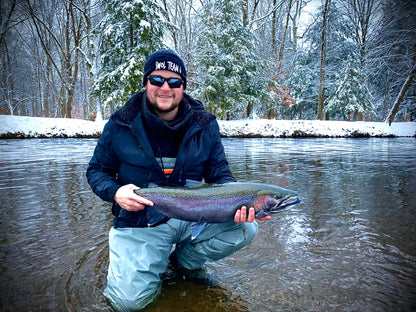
[{"left": 191, "top": 222, "right": 208, "bottom": 240}]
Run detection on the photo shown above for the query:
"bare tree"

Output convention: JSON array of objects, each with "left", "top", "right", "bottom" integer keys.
[
  {"left": 375, "top": 0, "right": 416, "bottom": 123},
  {"left": 72, "top": 0, "right": 99, "bottom": 120},
  {"left": 159, "top": 0, "right": 201, "bottom": 87},
  {"left": 276, "top": 0, "right": 293, "bottom": 74},
  {"left": 317, "top": 0, "right": 330, "bottom": 120},
  {"left": 289, "top": 0, "right": 307, "bottom": 53},
  {"left": 0, "top": 0, "right": 17, "bottom": 46},
  {"left": 386, "top": 62, "right": 416, "bottom": 125},
  {"left": 24, "top": 0, "right": 89, "bottom": 118},
  {"left": 0, "top": 0, "right": 17, "bottom": 115}
]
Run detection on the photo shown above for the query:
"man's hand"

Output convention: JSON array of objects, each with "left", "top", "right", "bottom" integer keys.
[
  {"left": 114, "top": 184, "right": 154, "bottom": 211},
  {"left": 234, "top": 206, "right": 271, "bottom": 224}
]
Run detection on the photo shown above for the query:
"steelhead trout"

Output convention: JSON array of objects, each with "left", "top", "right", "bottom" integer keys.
[{"left": 134, "top": 181, "right": 300, "bottom": 223}]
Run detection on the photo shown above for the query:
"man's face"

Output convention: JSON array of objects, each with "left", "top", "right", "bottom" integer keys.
[{"left": 145, "top": 70, "right": 184, "bottom": 121}]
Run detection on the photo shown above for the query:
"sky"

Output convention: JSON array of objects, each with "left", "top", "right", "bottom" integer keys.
[{"left": 299, "top": 0, "right": 320, "bottom": 32}]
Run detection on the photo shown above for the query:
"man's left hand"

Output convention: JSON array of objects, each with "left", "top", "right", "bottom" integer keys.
[{"left": 234, "top": 206, "right": 271, "bottom": 224}]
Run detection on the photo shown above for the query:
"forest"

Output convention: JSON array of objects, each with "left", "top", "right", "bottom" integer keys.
[{"left": 1, "top": 0, "right": 415, "bottom": 123}]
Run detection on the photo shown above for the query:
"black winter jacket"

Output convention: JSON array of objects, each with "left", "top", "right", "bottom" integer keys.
[{"left": 86, "top": 91, "right": 236, "bottom": 228}]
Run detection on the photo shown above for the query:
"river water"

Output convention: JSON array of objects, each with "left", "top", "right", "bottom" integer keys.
[{"left": 0, "top": 138, "right": 415, "bottom": 311}]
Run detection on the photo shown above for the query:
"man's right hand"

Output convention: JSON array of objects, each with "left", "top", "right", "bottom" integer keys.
[{"left": 114, "top": 184, "right": 154, "bottom": 211}]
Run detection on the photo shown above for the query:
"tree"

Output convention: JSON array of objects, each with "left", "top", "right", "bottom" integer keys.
[
  {"left": 158, "top": 0, "right": 202, "bottom": 93},
  {"left": 2, "top": 0, "right": 413, "bottom": 123},
  {"left": 317, "top": 0, "right": 330, "bottom": 120},
  {"left": 193, "top": 0, "right": 270, "bottom": 119},
  {"left": 243, "top": 0, "right": 310, "bottom": 119},
  {"left": 299, "top": 0, "right": 376, "bottom": 121},
  {"left": 0, "top": 0, "right": 17, "bottom": 115},
  {"left": 26, "top": 0, "right": 87, "bottom": 118},
  {"left": 76, "top": 0, "right": 100, "bottom": 120},
  {"left": 93, "top": 0, "right": 169, "bottom": 110},
  {"left": 372, "top": 0, "right": 416, "bottom": 123},
  {"left": 385, "top": 64, "right": 416, "bottom": 125},
  {"left": 325, "top": 56, "right": 374, "bottom": 120},
  {"left": 340, "top": 0, "right": 380, "bottom": 120},
  {"left": 285, "top": 50, "right": 317, "bottom": 119},
  {"left": 265, "top": 0, "right": 296, "bottom": 119}
]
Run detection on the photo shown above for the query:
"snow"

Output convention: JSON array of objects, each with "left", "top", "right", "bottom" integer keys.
[
  {"left": 140, "top": 20, "right": 150, "bottom": 28},
  {"left": 0, "top": 116, "right": 106, "bottom": 139},
  {"left": 0, "top": 115, "right": 415, "bottom": 139},
  {"left": 218, "top": 119, "right": 416, "bottom": 138}
]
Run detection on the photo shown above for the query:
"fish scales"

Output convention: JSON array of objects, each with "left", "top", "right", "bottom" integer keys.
[{"left": 134, "top": 182, "right": 300, "bottom": 223}]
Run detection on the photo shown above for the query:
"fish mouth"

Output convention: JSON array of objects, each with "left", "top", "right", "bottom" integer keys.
[{"left": 270, "top": 195, "right": 301, "bottom": 212}]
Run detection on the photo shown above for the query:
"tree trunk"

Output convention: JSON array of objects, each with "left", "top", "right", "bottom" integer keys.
[
  {"left": 385, "top": 65, "right": 416, "bottom": 125},
  {"left": 0, "top": 0, "right": 16, "bottom": 47},
  {"left": 271, "top": 0, "right": 277, "bottom": 55},
  {"left": 290, "top": 0, "right": 304, "bottom": 54},
  {"left": 240, "top": 0, "right": 249, "bottom": 27},
  {"left": 317, "top": 0, "right": 330, "bottom": 120},
  {"left": 277, "top": 0, "right": 292, "bottom": 74}
]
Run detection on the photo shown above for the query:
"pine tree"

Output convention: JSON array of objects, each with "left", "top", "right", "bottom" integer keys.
[
  {"left": 284, "top": 51, "right": 317, "bottom": 120},
  {"left": 325, "top": 56, "right": 374, "bottom": 120},
  {"left": 93, "top": 0, "right": 169, "bottom": 109},
  {"left": 192, "top": 0, "right": 270, "bottom": 119},
  {"left": 297, "top": 1, "right": 375, "bottom": 120}
]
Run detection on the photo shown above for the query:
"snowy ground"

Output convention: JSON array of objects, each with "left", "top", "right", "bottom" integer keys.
[{"left": 0, "top": 115, "right": 415, "bottom": 138}]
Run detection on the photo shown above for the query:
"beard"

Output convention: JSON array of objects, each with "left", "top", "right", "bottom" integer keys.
[{"left": 148, "top": 99, "right": 180, "bottom": 115}]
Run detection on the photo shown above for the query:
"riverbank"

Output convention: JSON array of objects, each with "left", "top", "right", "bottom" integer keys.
[{"left": 1, "top": 115, "right": 415, "bottom": 138}]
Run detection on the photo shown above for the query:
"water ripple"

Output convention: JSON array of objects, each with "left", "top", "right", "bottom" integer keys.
[{"left": 1, "top": 138, "right": 416, "bottom": 311}]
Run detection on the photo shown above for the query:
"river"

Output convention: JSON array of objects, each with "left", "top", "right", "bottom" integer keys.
[{"left": 0, "top": 138, "right": 415, "bottom": 311}]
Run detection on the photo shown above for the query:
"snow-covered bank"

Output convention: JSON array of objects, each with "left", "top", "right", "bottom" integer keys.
[
  {"left": 1, "top": 115, "right": 415, "bottom": 138},
  {"left": 0, "top": 115, "right": 106, "bottom": 138},
  {"left": 218, "top": 119, "right": 416, "bottom": 138}
]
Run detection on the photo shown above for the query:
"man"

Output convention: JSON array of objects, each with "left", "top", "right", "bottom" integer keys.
[{"left": 86, "top": 49, "right": 269, "bottom": 311}]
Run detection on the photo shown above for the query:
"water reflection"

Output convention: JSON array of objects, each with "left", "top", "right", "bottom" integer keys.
[{"left": 0, "top": 138, "right": 415, "bottom": 311}]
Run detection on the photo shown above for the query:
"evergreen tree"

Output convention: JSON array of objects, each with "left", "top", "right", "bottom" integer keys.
[
  {"left": 297, "top": 1, "right": 375, "bottom": 120},
  {"left": 325, "top": 56, "right": 374, "bottom": 120},
  {"left": 284, "top": 51, "right": 318, "bottom": 120},
  {"left": 192, "top": 0, "right": 270, "bottom": 119},
  {"left": 93, "top": 0, "right": 169, "bottom": 109}
]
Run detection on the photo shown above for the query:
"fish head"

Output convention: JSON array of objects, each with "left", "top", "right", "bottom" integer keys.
[
  {"left": 254, "top": 187, "right": 301, "bottom": 218},
  {"left": 253, "top": 194, "right": 276, "bottom": 218}
]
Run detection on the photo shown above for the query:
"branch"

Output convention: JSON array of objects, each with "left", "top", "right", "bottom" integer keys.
[
  {"left": 250, "top": 0, "right": 286, "bottom": 31},
  {"left": 24, "top": 0, "right": 65, "bottom": 84},
  {"left": 0, "top": 0, "right": 17, "bottom": 46}
]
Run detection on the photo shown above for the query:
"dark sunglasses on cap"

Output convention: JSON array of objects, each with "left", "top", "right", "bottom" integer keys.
[{"left": 147, "top": 75, "right": 184, "bottom": 88}]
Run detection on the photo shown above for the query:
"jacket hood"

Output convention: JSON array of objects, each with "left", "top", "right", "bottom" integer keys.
[{"left": 110, "top": 91, "right": 216, "bottom": 127}]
